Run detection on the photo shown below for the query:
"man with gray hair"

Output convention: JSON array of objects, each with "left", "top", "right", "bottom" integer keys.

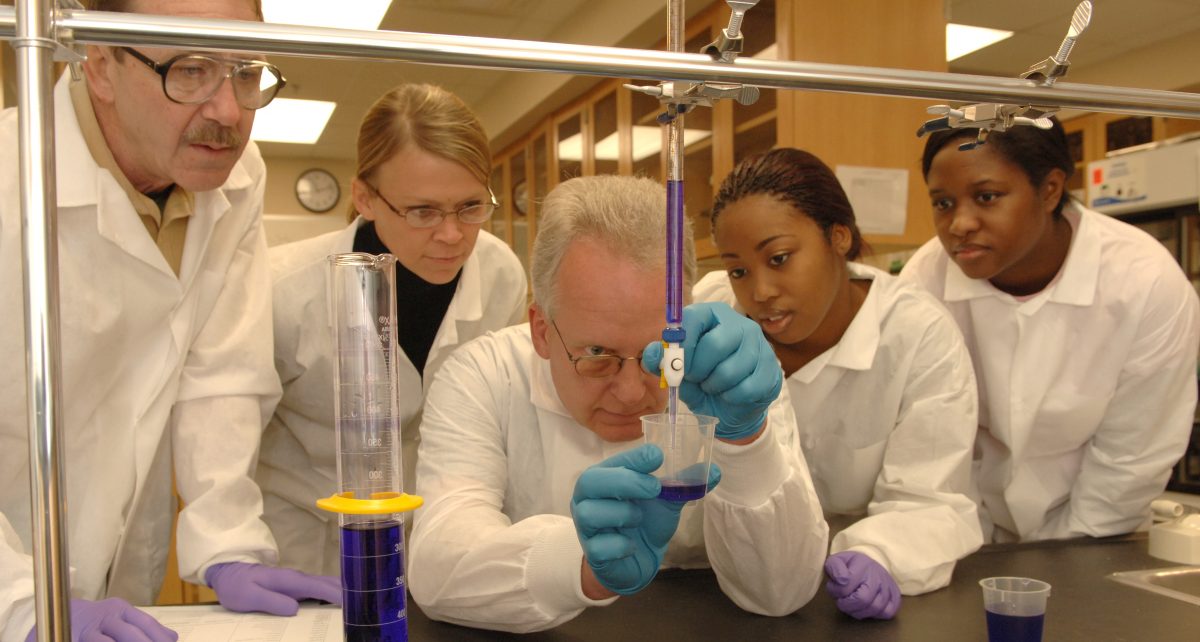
[
  {"left": 409, "top": 175, "right": 829, "bottom": 632},
  {"left": 0, "top": 2, "right": 338, "bottom": 640}
]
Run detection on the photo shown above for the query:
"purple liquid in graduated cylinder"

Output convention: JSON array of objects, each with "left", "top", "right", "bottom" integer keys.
[
  {"left": 341, "top": 521, "right": 407, "bottom": 642},
  {"left": 985, "top": 611, "right": 1044, "bottom": 642},
  {"left": 658, "top": 480, "right": 706, "bottom": 502}
]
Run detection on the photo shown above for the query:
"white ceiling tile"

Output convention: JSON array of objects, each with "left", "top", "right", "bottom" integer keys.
[{"left": 949, "top": 0, "right": 1079, "bottom": 32}]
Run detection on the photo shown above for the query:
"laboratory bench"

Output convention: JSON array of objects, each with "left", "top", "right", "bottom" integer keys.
[{"left": 407, "top": 533, "right": 1198, "bottom": 641}]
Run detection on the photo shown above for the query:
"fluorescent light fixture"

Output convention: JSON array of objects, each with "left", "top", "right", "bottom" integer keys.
[
  {"left": 946, "top": 23, "right": 1013, "bottom": 61},
  {"left": 558, "top": 126, "right": 712, "bottom": 162},
  {"left": 262, "top": 0, "right": 392, "bottom": 30},
  {"left": 251, "top": 98, "right": 337, "bottom": 144}
]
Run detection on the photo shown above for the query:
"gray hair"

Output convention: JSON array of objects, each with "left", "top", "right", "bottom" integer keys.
[{"left": 531, "top": 175, "right": 696, "bottom": 318}]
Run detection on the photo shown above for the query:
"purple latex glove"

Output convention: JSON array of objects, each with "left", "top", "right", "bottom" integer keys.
[
  {"left": 824, "top": 551, "right": 901, "bottom": 620},
  {"left": 24, "top": 598, "right": 177, "bottom": 642},
  {"left": 206, "top": 562, "right": 342, "bottom": 616}
]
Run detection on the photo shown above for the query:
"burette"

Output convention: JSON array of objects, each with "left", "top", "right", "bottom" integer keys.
[
  {"left": 660, "top": 0, "right": 687, "bottom": 426},
  {"left": 627, "top": 0, "right": 762, "bottom": 427}
]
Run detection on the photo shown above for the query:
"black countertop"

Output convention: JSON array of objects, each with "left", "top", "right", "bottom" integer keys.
[{"left": 407, "top": 534, "right": 1199, "bottom": 641}]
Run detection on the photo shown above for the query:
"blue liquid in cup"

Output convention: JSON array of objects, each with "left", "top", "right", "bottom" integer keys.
[
  {"left": 658, "top": 481, "right": 706, "bottom": 502},
  {"left": 341, "top": 521, "right": 407, "bottom": 641},
  {"left": 985, "top": 611, "right": 1044, "bottom": 642}
]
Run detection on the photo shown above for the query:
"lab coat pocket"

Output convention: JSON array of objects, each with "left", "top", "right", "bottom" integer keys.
[
  {"left": 1029, "top": 389, "right": 1110, "bottom": 455},
  {"left": 809, "top": 435, "right": 887, "bottom": 515}
]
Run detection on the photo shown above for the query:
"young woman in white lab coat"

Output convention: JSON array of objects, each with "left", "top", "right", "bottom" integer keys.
[
  {"left": 257, "top": 84, "right": 528, "bottom": 576},
  {"left": 901, "top": 119, "right": 1200, "bottom": 544},
  {"left": 696, "top": 148, "right": 983, "bottom": 620}
]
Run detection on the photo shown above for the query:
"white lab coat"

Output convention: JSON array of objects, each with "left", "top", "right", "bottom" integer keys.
[
  {"left": 409, "top": 324, "right": 829, "bottom": 633},
  {"left": 258, "top": 220, "right": 527, "bottom": 576},
  {"left": 900, "top": 203, "right": 1200, "bottom": 542},
  {"left": 0, "top": 76, "right": 280, "bottom": 642},
  {"left": 694, "top": 264, "right": 982, "bottom": 595}
]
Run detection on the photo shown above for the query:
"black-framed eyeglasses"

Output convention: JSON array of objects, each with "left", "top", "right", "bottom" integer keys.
[
  {"left": 366, "top": 182, "right": 499, "bottom": 229},
  {"left": 120, "top": 47, "right": 286, "bottom": 110},
  {"left": 551, "top": 320, "right": 648, "bottom": 378}
]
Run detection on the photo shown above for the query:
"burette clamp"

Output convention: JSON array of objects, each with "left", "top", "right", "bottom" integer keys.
[
  {"left": 915, "top": 1, "right": 1093, "bottom": 149},
  {"left": 317, "top": 491, "right": 424, "bottom": 515}
]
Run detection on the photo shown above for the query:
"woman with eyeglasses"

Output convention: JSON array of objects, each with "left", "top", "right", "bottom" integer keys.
[
  {"left": 258, "top": 84, "right": 527, "bottom": 577},
  {"left": 695, "top": 148, "right": 983, "bottom": 620}
]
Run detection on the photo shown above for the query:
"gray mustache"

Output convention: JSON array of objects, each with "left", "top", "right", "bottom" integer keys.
[{"left": 183, "top": 124, "right": 242, "bottom": 148}]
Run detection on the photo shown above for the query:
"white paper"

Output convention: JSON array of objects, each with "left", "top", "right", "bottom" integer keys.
[
  {"left": 835, "top": 165, "right": 909, "bottom": 236},
  {"left": 138, "top": 604, "right": 342, "bottom": 642}
]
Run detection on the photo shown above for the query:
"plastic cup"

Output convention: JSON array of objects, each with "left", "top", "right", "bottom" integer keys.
[
  {"left": 980, "top": 577, "right": 1051, "bottom": 642},
  {"left": 640, "top": 413, "right": 717, "bottom": 502}
]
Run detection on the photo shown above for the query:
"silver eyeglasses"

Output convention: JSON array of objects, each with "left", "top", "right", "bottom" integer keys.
[
  {"left": 552, "top": 320, "right": 649, "bottom": 378},
  {"left": 367, "top": 182, "right": 499, "bottom": 229},
  {"left": 121, "top": 47, "right": 286, "bottom": 110}
]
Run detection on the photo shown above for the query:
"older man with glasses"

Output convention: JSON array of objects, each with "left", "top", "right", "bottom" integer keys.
[
  {"left": 0, "top": 2, "right": 339, "bottom": 641},
  {"left": 408, "top": 175, "right": 830, "bottom": 633}
]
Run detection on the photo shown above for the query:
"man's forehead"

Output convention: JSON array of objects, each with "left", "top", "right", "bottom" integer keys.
[
  {"left": 128, "top": 45, "right": 267, "bottom": 63},
  {"left": 126, "top": 0, "right": 260, "bottom": 21},
  {"left": 554, "top": 240, "right": 665, "bottom": 338}
]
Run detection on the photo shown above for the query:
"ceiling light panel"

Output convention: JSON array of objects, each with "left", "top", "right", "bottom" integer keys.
[
  {"left": 251, "top": 99, "right": 337, "bottom": 145},
  {"left": 946, "top": 23, "right": 1014, "bottom": 61},
  {"left": 262, "top": 0, "right": 392, "bottom": 30}
]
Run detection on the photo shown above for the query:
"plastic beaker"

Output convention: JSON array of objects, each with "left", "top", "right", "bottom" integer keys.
[
  {"left": 640, "top": 413, "right": 717, "bottom": 502},
  {"left": 980, "top": 577, "right": 1051, "bottom": 642}
]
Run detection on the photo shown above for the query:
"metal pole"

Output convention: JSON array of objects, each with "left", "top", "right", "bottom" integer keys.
[
  {"left": 666, "top": 0, "right": 685, "bottom": 184},
  {"left": 13, "top": 0, "right": 71, "bottom": 640},
  {"left": 0, "top": 7, "right": 1197, "bottom": 119}
]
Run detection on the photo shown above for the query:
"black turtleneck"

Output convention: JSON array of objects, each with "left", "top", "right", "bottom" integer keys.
[{"left": 353, "top": 222, "right": 461, "bottom": 377}]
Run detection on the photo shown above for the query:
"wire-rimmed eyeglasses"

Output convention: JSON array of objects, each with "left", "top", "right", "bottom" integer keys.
[
  {"left": 551, "top": 320, "right": 649, "bottom": 378},
  {"left": 367, "top": 182, "right": 499, "bottom": 229},
  {"left": 121, "top": 47, "right": 286, "bottom": 110}
]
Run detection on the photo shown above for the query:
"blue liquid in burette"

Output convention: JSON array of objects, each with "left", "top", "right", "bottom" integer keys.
[
  {"left": 341, "top": 520, "right": 407, "bottom": 642},
  {"left": 658, "top": 480, "right": 706, "bottom": 502},
  {"left": 985, "top": 611, "right": 1044, "bottom": 642}
]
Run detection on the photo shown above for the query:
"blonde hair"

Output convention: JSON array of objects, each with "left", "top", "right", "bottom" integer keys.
[
  {"left": 348, "top": 84, "right": 491, "bottom": 222},
  {"left": 532, "top": 175, "right": 696, "bottom": 319}
]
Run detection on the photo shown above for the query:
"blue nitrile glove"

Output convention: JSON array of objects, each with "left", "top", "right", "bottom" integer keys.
[
  {"left": 643, "top": 302, "right": 783, "bottom": 441},
  {"left": 571, "top": 444, "right": 720, "bottom": 596},
  {"left": 24, "top": 598, "right": 177, "bottom": 642},
  {"left": 206, "top": 562, "right": 342, "bottom": 616},
  {"left": 824, "top": 551, "right": 902, "bottom": 620}
]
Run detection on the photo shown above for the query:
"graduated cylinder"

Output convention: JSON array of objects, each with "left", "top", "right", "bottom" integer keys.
[{"left": 318, "top": 253, "right": 422, "bottom": 642}]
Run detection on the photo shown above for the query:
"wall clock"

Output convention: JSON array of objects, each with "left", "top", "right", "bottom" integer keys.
[{"left": 295, "top": 168, "right": 341, "bottom": 213}]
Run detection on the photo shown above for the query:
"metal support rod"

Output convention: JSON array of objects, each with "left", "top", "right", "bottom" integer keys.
[
  {"left": 666, "top": 0, "right": 685, "bottom": 183},
  {"left": 0, "top": 7, "right": 1198, "bottom": 119},
  {"left": 14, "top": 0, "right": 71, "bottom": 640}
]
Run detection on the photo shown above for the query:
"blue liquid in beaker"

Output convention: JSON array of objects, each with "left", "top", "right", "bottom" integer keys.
[
  {"left": 658, "top": 481, "right": 706, "bottom": 502},
  {"left": 985, "top": 611, "right": 1044, "bottom": 642},
  {"left": 341, "top": 520, "right": 407, "bottom": 642}
]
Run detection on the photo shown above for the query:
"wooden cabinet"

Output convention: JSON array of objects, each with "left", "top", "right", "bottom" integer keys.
[
  {"left": 493, "top": 124, "right": 553, "bottom": 293},
  {"left": 491, "top": 0, "right": 949, "bottom": 265},
  {"left": 776, "top": 0, "right": 945, "bottom": 254},
  {"left": 492, "top": 0, "right": 777, "bottom": 267}
]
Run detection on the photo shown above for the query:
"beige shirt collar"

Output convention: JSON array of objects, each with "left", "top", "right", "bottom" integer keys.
[{"left": 69, "top": 75, "right": 193, "bottom": 276}]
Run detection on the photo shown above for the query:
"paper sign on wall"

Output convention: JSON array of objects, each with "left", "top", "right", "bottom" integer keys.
[{"left": 835, "top": 165, "right": 909, "bottom": 236}]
